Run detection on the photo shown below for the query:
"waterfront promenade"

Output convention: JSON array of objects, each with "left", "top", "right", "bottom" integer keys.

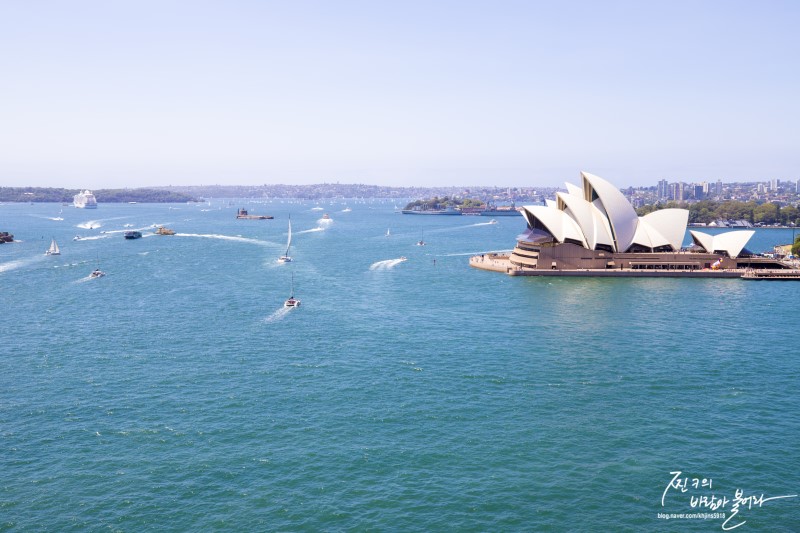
[{"left": 469, "top": 254, "right": 747, "bottom": 278}]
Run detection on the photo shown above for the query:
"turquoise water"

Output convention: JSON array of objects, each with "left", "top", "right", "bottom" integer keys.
[{"left": 2, "top": 201, "right": 799, "bottom": 531}]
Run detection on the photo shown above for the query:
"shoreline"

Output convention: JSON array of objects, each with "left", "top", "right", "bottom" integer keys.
[{"left": 468, "top": 254, "right": 800, "bottom": 279}]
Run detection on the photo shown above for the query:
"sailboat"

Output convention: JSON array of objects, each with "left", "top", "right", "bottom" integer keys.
[
  {"left": 284, "top": 272, "right": 300, "bottom": 307},
  {"left": 416, "top": 229, "right": 426, "bottom": 246},
  {"left": 278, "top": 216, "right": 293, "bottom": 262},
  {"left": 45, "top": 238, "right": 61, "bottom": 255},
  {"left": 386, "top": 228, "right": 391, "bottom": 237}
]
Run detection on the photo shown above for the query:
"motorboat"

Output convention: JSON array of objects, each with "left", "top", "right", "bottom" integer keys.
[{"left": 124, "top": 231, "right": 142, "bottom": 239}]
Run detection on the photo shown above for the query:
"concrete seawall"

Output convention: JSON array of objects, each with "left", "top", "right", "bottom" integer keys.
[{"left": 469, "top": 254, "right": 745, "bottom": 278}]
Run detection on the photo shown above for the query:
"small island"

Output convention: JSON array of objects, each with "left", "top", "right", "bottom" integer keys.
[{"left": 401, "top": 197, "right": 485, "bottom": 215}]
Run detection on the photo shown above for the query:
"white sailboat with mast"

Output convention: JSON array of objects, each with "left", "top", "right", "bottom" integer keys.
[
  {"left": 278, "top": 216, "right": 293, "bottom": 262},
  {"left": 284, "top": 271, "right": 300, "bottom": 307},
  {"left": 45, "top": 238, "right": 61, "bottom": 255}
]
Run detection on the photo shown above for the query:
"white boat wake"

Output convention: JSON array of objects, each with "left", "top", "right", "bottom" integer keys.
[
  {"left": 296, "top": 227, "right": 325, "bottom": 235},
  {"left": 176, "top": 233, "right": 276, "bottom": 247},
  {"left": 369, "top": 257, "right": 408, "bottom": 270},
  {"left": 263, "top": 306, "right": 293, "bottom": 323},
  {"left": 76, "top": 216, "right": 129, "bottom": 230},
  {"left": 77, "top": 220, "right": 103, "bottom": 229},
  {"left": 100, "top": 225, "right": 154, "bottom": 235},
  {"left": 73, "top": 234, "right": 110, "bottom": 241},
  {"left": 74, "top": 274, "right": 103, "bottom": 283},
  {"left": 0, "top": 255, "right": 46, "bottom": 274},
  {"left": 29, "top": 214, "right": 64, "bottom": 221}
]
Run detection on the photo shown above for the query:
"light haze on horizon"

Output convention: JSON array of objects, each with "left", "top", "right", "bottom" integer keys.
[{"left": 1, "top": 1, "right": 798, "bottom": 190}]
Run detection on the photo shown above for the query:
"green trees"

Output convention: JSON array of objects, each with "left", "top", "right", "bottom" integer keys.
[
  {"left": 0, "top": 187, "right": 198, "bottom": 203},
  {"left": 639, "top": 200, "right": 797, "bottom": 226},
  {"left": 404, "top": 196, "right": 486, "bottom": 210}
]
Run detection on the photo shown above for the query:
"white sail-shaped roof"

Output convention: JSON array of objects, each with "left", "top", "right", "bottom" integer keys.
[
  {"left": 690, "top": 231, "right": 715, "bottom": 254},
  {"left": 690, "top": 230, "right": 754, "bottom": 258},
  {"left": 565, "top": 182, "right": 583, "bottom": 197},
  {"left": 631, "top": 219, "right": 670, "bottom": 250},
  {"left": 521, "top": 205, "right": 587, "bottom": 247},
  {"left": 640, "top": 209, "right": 689, "bottom": 251},
  {"left": 556, "top": 192, "right": 614, "bottom": 250},
  {"left": 581, "top": 172, "right": 639, "bottom": 253}
]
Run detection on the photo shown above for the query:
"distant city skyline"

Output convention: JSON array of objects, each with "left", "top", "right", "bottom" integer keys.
[{"left": 1, "top": 1, "right": 798, "bottom": 190}]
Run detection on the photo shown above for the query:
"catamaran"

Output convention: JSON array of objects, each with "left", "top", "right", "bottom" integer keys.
[
  {"left": 279, "top": 216, "right": 293, "bottom": 263},
  {"left": 284, "top": 272, "right": 300, "bottom": 307},
  {"left": 45, "top": 238, "right": 61, "bottom": 255}
]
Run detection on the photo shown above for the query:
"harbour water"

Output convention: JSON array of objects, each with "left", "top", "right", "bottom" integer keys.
[{"left": 2, "top": 201, "right": 799, "bottom": 531}]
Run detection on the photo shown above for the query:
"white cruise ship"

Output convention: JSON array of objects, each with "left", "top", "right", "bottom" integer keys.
[{"left": 73, "top": 190, "right": 98, "bottom": 209}]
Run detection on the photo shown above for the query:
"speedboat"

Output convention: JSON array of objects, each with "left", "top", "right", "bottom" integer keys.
[
  {"left": 90, "top": 269, "right": 105, "bottom": 278},
  {"left": 73, "top": 235, "right": 82, "bottom": 241}
]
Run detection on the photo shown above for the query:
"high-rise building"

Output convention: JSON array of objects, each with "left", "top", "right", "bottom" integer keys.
[
  {"left": 657, "top": 179, "right": 669, "bottom": 200},
  {"left": 715, "top": 180, "right": 723, "bottom": 197}
]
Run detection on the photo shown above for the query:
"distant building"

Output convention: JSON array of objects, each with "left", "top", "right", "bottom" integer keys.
[{"left": 657, "top": 179, "right": 669, "bottom": 200}]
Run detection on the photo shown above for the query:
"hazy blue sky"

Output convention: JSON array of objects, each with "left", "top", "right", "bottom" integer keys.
[{"left": 1, "top": 1, "right": 798, "bottom": 189}]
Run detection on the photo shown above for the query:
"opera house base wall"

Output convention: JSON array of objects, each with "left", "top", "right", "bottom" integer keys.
[{"left": 469, "top": 241, "right": 793, "bottom": 278}]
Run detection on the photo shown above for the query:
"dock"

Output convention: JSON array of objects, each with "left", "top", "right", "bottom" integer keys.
[
  {"left": 741, "top": 269, "right": 800, "bottom": 280},
  {"left": 469, "top": 254, "right": 776, "bottom": 279}
]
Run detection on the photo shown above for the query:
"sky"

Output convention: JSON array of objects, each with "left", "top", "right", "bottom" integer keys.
[{"left": 1, "top": 0, "right": 798, "bottom": 189}]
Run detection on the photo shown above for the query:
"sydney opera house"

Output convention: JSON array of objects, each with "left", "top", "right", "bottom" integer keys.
[{"left": 473, "top": 172, "right": 791, "bottom": 276}]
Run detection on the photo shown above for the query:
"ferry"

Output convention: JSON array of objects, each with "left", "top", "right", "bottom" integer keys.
[
  {"left": 73, "top": 190, "right": 98, "bottom": 209},
  {"left": 154, "top": 226, "right": 175, "bottom": 235},
  {"left": 479, "top": 205, "right": 521, "bottom": 216}
]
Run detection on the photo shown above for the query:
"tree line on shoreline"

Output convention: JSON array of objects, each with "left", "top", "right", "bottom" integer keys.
[
  {"left": 0, "top": 187, "right": 198, "bottom": 203},
  {"left": 403, "top": 196, "right": 487, "bottom": 210},
  {"left": 637, "top": 200, "right": 799, "bottom": 226}
]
